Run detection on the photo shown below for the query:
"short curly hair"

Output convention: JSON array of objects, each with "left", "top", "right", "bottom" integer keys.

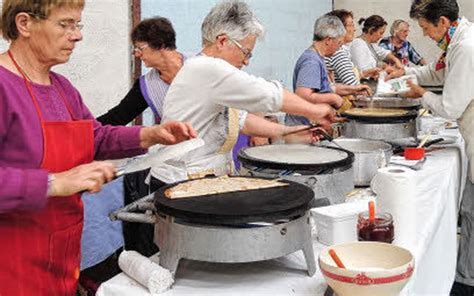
[
  {"left": 1, "top": 0, "right": 85, "bottom": 41},
  {"left": 325, "top": 9, "right": 354, "bottom": 27},
  {"left": 410, "top": 0, "right": 459, "bottom": 24},
  {"left": 131, "top": 17, "right": 176, "bottom": 50}
]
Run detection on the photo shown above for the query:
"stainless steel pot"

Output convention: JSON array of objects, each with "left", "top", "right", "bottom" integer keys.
[
  {"left": 342, "top": 119, "right": 417, "bottom": 141},
  {"left": 237, "top": 145, "right": 355, "bottom": 205},
  {"left": 328, "top": 138, "right": 392, "bottom": 186}
]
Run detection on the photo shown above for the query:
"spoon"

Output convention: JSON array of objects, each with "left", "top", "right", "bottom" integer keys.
[{"left": 328, "top": 249, "right": 346, "bottom": 269}]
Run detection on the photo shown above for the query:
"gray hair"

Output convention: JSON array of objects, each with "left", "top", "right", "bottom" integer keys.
[
  {"left": 201, "top": 1, "right": 264, "bottom": 46},
  {"left": 313, "top": 15, "right": 346, "bottom": 41},
  {"left": 410, "top": 0, "right": 459, "bottom": 23},
  {"left": 390, "top": 19, "right": 409, "bottom": 35}
]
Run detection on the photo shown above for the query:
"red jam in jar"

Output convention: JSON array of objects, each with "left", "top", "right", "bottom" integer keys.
[{"left": 357, "top": 212, "right": 394, "bottom": 243}]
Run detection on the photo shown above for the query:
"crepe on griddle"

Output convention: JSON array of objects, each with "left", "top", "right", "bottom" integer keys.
[
  {"left": 164, "top": 175, "right": 288, "bottom": 199},
  {"left": 344, "top": 107, "right": 409, "bottom": 117}
]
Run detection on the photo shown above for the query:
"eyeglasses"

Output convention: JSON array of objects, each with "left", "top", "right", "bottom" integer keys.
[
  {"left": 28, "top": 13, "right": 83, "bottom": 34},
  {"left": 229, "top": 38, "right": 253, "bottom": 60},
  {"left": 132, "top": 44, "right": 149, "bottom": 54},
  {"left": 56, "top": 19, "right": 84, "bottom": 33}
]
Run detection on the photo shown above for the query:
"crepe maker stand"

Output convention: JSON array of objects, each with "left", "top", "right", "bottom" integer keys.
[{"left": 153, "top": 177, "right": 317, "bottom": 277}]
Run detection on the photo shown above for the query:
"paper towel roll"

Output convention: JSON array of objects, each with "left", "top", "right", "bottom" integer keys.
[
  {"left": 371, "top": 166, "right": 417, "bottom": 248},
  {"left": 118, "top": 250, "right": 174, "bottom": 294}
]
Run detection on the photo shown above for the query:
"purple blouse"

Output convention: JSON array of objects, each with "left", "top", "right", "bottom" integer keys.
[{"left": 0, "top": 66, "right": 146, "bottom": 213}]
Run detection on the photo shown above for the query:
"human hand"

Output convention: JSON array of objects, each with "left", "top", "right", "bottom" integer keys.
[
  {"left": 50, "top": 161, "right": 117, "bottom": 196},
  {"left": 402, "top": 80, "right": 426, "bottom": 98},
  {"left": 307, "top": 103, "right": 337, "bottom": 127},
  {"left": 140, "top": 121, "right": 197, "bottom": 148},
  {"left": 362, "top": 67, "right": 382, "bottom": 80},
  {"left": 250, "top": 136, "right": 269, "bottom": 146},
  {"left": 282, "top": 125, "right": 322, "bottom": 144},
  {"left": 384, "top": 67, "right": 406, "bottom": 81},
  {"left": 328, "top": 93, "right": 344, "bottom": 109},
  {"left": 354, "top": 85, "right": 373, "bottom": 96},
  {"left": 394, "top": 59, "right": 404, "bottom": 70}
]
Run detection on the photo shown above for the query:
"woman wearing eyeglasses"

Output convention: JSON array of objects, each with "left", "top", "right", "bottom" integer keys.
[
  {"left": 385, "top": 1, "right": 474, "bottom": 293},
  {"left": 88, "top": 17, "right": 192, "bottom": 284},
  {"left": 148, "top": 1, "right": 338, "bottom": 184},
  {"left": 0, "top": 1, "right": 196, "bottom": 295},
  {"left": 97, "top": 17, "right": 190, "bottom": 127}
]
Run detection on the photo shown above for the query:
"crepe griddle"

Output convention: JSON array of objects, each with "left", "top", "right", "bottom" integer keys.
[
  {"left": 342, "top": 108, "right": 418, "bottom": 123},
  {"left": 353, "top": 97, "right": 422, "bottom": 110},
  {"left": 154, "top": 177, "right": 314, "bottom": 225},
  {"left": 237, "top": 146, "right": 354, "bottom": 174}
]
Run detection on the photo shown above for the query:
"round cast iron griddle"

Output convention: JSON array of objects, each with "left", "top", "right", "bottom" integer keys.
[
  {"left": 341, "top": 108, "right": 418, "bottom": 124},
  {"left": 353, "top": 97, "right": 422, "bottom": 110},
  {"left": 154, "top": 177, "right": 314, "bottom": 225},
  {"left": 237, "top": 145, "right": 354, "bottom": 173}
]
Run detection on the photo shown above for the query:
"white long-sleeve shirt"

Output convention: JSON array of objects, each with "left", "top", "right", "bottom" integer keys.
[
  {"left": 407, "top": 17, "right": 474, "bottom": 182},
  {"left": 350, "top": 37, "right": 390, "bottom": 71},
  {"left": 151, "top": 55, "right": 284, "bottom": 182}
]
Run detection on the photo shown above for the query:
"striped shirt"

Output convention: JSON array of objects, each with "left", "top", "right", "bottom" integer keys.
[
  {"left": 140, "top": 68, "right": 169, "bottom": 121},
  {"left": 325, "top": 45, "right": 359, "bottom": 85},
  {"left": 140, "top": 52, "right": 192, "bottom": 122}
]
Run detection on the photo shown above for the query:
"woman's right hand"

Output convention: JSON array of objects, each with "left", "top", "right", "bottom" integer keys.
[
  {"left": 384, "top": 66, "right": 406, "bottom": 80},
  {"left": 49, "top": 161, "right": 117, "bottom": 196},
  {"left": 307, "top": 103, "right": 338, "bottom": 131},
  {"left": 362, "top": 67, "right": 382, "bottom": 79}
]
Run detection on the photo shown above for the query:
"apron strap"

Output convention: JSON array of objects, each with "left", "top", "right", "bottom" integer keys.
[
  {"left": 50, "top": 75, "right": 78, "bottom": 121},
  {"left": 218, "top": 107, "right": 240, "bottom": 154},
  {"left": 364, "top": 40, "right": 383, "bottom": 66},
  {"left": 8, "top": 50, "right": 45, "bottom": 122},
  {"left": 7, "top": 50, "right": 76, "bottom": 121}
]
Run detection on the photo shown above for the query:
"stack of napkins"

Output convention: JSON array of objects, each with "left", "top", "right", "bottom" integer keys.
[{"left": 376, "top": 72, "right": 418, "bottom": 96}]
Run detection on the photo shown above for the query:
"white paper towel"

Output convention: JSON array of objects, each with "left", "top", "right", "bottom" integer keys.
[
  {"left": 371, "top": 166, "right": 417, "bottom": 249},
  {"left": 118, "top": 250, "right": 174, "bottom": 294}
]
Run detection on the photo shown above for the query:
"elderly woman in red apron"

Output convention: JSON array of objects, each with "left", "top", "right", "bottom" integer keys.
[{"left": 0, "top": 1, "right": 196, "bottom": 295}]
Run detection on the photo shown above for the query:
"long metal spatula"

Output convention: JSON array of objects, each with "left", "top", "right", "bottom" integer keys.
[
  {"left": 115, "top": 138, "right": 205, "bottom": 177},
  {"left": 315, "top": 129, "right": 345, "bottom": 150}
]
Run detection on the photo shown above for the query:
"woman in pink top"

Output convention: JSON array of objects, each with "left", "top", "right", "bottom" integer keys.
[{"left": 0, "top": 1, "right": 195, "bottom": 295}]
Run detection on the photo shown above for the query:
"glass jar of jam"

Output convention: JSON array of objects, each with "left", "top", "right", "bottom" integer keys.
[{"left": 357, "top": 212, "right": 394, "bottom": 243}]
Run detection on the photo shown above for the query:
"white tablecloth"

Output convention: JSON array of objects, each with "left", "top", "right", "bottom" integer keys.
[{"left": 97, "top": 117, "right": 467, "bottom": 296}]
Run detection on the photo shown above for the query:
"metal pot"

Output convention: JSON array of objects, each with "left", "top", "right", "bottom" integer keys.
[
  {"left": 238, "top": 144, "right": 355, "bottom": 205},
  {"left": 353, "top": 96, "right": 422, "bottom": 110},
  {"left": 342, "top": 119, "right": 417, "bottom": 141},
  {"left": 340, "top": 108, "right": 419, "bottom": 141},
  {"left": 328, "top": 138, "right": 392, "bottom": 186}
]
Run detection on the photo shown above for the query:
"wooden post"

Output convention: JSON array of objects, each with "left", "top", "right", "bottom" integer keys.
[{"left": 131, "top": 0, "right": 143, "bottom": 125}]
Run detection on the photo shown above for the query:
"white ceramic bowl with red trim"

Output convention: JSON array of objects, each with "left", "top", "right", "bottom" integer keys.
[{"left": 319, "top": 242, "right": 415, "bottom": 296}]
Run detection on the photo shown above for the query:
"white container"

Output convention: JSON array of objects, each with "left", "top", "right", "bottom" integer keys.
[{"left": 310, "top": 201, "right": 370, "bottom": 245}]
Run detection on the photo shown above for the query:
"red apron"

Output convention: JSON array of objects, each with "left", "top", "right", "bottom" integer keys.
[{"left": 0, "top": 52, "right": 94, "bottom": 296}]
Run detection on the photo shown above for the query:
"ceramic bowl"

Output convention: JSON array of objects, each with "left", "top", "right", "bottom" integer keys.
[{"left": 319, "top": 242, "right": 415, "bottom": 296}]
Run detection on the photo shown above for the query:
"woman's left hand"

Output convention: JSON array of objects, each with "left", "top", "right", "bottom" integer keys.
[
  {"left": 402, "top": 80, "right": 426, "bottom": 98},
  {"left": 140, "top": 121, "right": 197, "bottom": 148},
  {"left": 250, "top": 136, "right": 269, "bottom": 146},
  {"left": 354, "top": 85, "right": 373, "bottom": 96}
]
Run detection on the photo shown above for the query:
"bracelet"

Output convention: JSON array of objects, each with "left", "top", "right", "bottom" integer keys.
[{"left": 46, "top": 174, "right": 55, "bottom": 196}]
